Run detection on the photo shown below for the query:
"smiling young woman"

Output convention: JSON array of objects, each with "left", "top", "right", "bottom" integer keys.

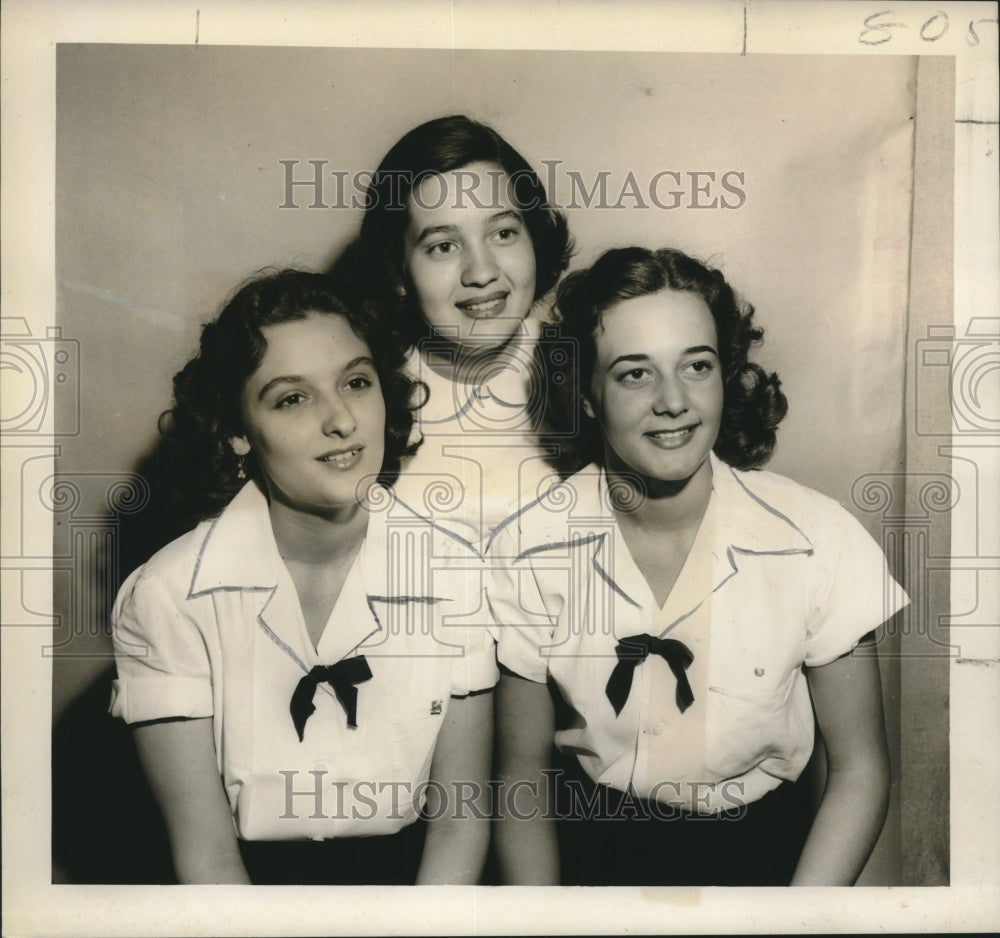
[
  {"left": 488, "top": 246, "right": 907, "bottom": 887},
  {"left": 333, "top": 116, "right": 574, "bottom": 545},
  {"left": 400, "top": 160, "right": 538, "bottom": 360},
  {"left": 109, "top": 270, "right": 497, "bottom": 885}
]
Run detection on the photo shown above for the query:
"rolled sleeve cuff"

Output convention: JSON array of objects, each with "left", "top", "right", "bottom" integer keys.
[
  {"left": 109, "top": 677, "right": 213, "bottom": 724},
  {"left": 495, "top": 630, "right": 550, "bottom": 684},
  {"left": 451, "top": 641, "right": 500, "bottom": 696}
]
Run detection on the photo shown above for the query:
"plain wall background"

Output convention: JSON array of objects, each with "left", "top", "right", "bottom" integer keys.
[
  {"left": 50, "top": 45, "right": 941, "bottom": 884},
  {"left": 55, "top": 47, "right": 916, "bottom": 504}
]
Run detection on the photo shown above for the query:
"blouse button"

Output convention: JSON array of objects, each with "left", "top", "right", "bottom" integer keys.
[{"left": 651, "top": 723, "right": 664, "bottom": 736}]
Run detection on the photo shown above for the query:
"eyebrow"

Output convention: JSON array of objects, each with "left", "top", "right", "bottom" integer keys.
[
  {"left": 255, "top": 356, "right": 375, "bottom": 400},
  {"left": 413, "top": 224, "right": 457, "bottom": 246},
  {"left": 605, "top": 346, "right": 718, "bottom": 372},
  {"left": 412, "top": 209, "right": 523, "bottom": 246}
]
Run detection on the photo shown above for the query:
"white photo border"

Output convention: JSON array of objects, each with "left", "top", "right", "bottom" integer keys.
[{"left": 2, "top": 1, "right": 998, "bottom": 935}]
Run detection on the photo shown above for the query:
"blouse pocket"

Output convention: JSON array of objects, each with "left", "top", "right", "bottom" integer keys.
[{"left": 703, "top": 667, "right": 804, "bottom": 780}]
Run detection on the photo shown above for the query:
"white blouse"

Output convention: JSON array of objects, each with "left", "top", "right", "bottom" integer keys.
[
  {"left": 487, "top": 454, "right": 908, "bottom": 813},
  {"left": 392, "top": 318, "right": 558, "bottom": 547},
  {"left": 110, "top": 480, "right": 497, "bottom": 840}
]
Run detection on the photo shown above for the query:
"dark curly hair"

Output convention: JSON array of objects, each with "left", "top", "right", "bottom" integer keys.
[
  {"left": 333, "top": 115, "right": 573, "bottom": 346},
  {"left": 538, "top": 246, "right": 787, "bottom": 476},
  {"left": 159, "top": 269, "right": 423, "bottom": 525}
]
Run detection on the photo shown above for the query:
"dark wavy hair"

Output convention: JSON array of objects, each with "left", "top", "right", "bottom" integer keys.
[
  {"left": 158, "top": 269, "right": 423, "bottom": 525},
  {"left": 538, "top": 246, "right": 787, "bottom": 476},
  {"left": 333, "top": 115, "right": 573, "bottom": 345}
]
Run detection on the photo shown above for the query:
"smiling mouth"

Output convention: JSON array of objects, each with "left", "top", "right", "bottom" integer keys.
[
  {"left": 645, "top": 426, "right": 699, "bottom": 448},
  {"left": 317, "top": 447, "right": 364, "bottom": 469},
  {"left": 456, "top": 291, "right": 508, "bottom": 316}
]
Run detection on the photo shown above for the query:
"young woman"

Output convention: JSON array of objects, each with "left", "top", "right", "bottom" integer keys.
[
  {"left": 110, "top": 270, "right": 496, "bottom": 885},
  {"left": 488, "top": 247, "right": 908, "bottom": 886},
  {"left": 334, "top": 115, "right": 573, "bottom": 546}
]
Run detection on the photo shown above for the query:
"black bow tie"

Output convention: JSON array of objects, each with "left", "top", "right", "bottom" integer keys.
[
  {"left": 290, "top": 656, "right": 373, "bottom": 741},
  {"left": 605, "top": 634, "right": 695, "bottom": 717}
]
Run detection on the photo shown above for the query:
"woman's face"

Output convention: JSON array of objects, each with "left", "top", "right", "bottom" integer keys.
[
  {"left": 402, "top": 160, "right": 537, "bottom": 352},
  {"left": 585, "top": 289, "right": 724, "bottom": 486},
  {"left": 230, "top": 312, "right": 386, "bottom": 517}
]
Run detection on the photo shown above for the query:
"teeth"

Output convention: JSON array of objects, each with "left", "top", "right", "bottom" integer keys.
[
  {"left": 463, "top": 298, "right": 504, "bottom": 313},
  {"left": 321, "top": 448, "right": 360, "bottom": 465},
  {"left": 646, "top": 428, "right": 696, "bottom": 446}
]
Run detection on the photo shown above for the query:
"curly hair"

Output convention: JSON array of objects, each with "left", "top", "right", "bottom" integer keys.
[
  {"left": 159, "top": 269, "right": 423, "bottom": 525},
  {"left": 334, "top": 115, "right": 573, "bottom": 346},
  {"left": 539, "top": 246, "right": 787, "bottom": 476}
]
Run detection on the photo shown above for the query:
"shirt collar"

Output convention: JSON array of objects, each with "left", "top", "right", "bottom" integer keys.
[
  {"left": 188, "top": 482, "right": 462, "bottom": 666},
  {"left": 707, "top": 452, "right": 813, "bottom": 556},
  {"left": 189, "top": 480, "right": 466, "bottom": 597},
  {"left": 577, "top": 453, "right": 812, "bottom": 557},
  {"left": 189, "top": 480, "right": 284, "bottom": 596},
  {"left": 509, "top": 454, "right": 813, "bottom": 615},
  {"left": 186, "top": 482, "right": 378, "bottom": 667}
]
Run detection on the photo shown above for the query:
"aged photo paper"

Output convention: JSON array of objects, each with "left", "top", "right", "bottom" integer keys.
[{"left": 2, "top": 0, "right": 998, "bottom": 934}]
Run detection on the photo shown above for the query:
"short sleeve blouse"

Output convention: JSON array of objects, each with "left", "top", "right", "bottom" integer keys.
[
  {"left": 486, "top": 455, "right": 908, "bottom": 813},
  {"left": 111, "top": 481, "right": 497, "bottom": 840}
]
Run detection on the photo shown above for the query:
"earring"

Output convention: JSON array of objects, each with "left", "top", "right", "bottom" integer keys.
[{"left": 237, "top": 456, "right": 246, "bottom": 480}]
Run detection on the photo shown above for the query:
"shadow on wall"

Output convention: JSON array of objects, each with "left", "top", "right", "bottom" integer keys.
[
  {"left": 52, "top": 664, "right": 173, "bottom": 884},
  {"left": 51, "top": 441, "right": 186, "bottom": 884}
]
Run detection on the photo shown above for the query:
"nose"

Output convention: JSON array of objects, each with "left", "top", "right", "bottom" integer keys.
[
  {"left": 652, "top": 374, "right": 688, "bottom": 418},
  {"left": 321, "top": 392, "right": 357, "bottom": 438},
  {"left": 461, "top": 241, "right": 500, "bottom": 288}
]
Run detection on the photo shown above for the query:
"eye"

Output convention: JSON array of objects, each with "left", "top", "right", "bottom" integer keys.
[
  {"left": 426, "top": 240, "right": 457, "bottom": 257},
  {"left": 683, "top": 359, "right": 716, "bottom": 378},
  {"left": 275, "top": 391, "right": 305, "bottom": 409},
  {"left": 491, "top": 226, "right": 520, "bottom": 243},
  {"left": 616, "top": 368, "right": 653, "bottom": 388},
  {"left": 344, "top": 374, "right": 374, "bottom": 392}
]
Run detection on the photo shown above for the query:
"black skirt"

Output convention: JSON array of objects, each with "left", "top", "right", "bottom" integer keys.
[
  {"left": 552, "top": 751, "right": 814, "bottom": 886},
  {"left": 238, "top": 818, "right": 427, "bottom": 885}
]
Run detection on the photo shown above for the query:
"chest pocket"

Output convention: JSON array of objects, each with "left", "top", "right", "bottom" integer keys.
[{"left": 704, "top": 662, "right": 807, "bottom": 779}]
